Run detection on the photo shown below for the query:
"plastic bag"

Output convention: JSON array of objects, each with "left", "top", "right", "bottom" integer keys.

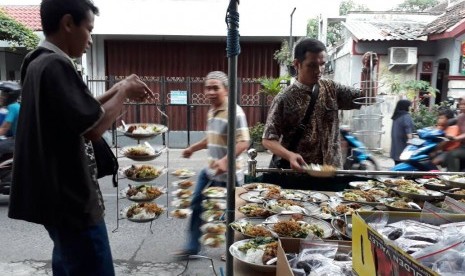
[
  {"left": 442, "top": 196, "right": 465, "bottom": 214},
  {"left": 364, "top": 210, "right": 389, "bottom": 231},
  {"left": 378, "top": 220, "right": 441, "bottom": 244},
  {"left": 412, "top": 237, "right": 465, "bottom": 275},
  {"left": 421, "top": 201, "right": 456, "bottom": 225},
  {"left": 291, "top": 240, "right": 352, "bottom": 276},
  {"left": 440, "top": 221, "right": 465, "bottom": 241}
]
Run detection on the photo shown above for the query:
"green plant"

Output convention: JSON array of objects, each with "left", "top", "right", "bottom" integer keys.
[
  {"left": 411, "top": 101, "right": 450, "bottom": 130},
  {"left": 411, "top": 104, "right": 438, "bottom": 130},
  {"left": 402, "top": 80, "right": 438, "bottom": 98},
  {"left": 0, "top": 10, "right": 39, "bottom": 50},
  {"left": 259, "top": 75, "right": 291, "bottom": 96},
  {"left": 273, "top": 40, "right": 293, "bottom": 66},
  {"left": 249, "top": 122, "right": 265, "bottom": 144}
]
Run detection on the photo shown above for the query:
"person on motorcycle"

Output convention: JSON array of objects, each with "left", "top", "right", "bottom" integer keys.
[
  {"left": 431, "top": 109, "right": 459, "bottom": 167},
  {"left": 445, "top": 96, "right": 465, "bottom": 172},
  {"left": 0, "top": 81, "right": 20, "bottom": 160}
]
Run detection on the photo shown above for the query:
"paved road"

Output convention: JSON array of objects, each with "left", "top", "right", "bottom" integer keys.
[{"left": 0, "top": 148, "right": 393, "bottom": 276}]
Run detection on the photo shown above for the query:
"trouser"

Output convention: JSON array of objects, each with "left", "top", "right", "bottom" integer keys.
[
  {"left": 446, "top": 146, "right": 465, "bottom": 172},
  {"left": 186, "top": 168, "right": 238, "bottom": 253},
  {"left": 44, "top": 220, "right": 115, "bottom": 276},
  {"left": 0, "top": 138, "right": 14, "bottom": 160}
]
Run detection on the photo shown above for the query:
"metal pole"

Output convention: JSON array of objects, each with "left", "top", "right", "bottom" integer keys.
[
  {"left": 289, "top": 7, "right": 296, "bottom": 51},
  {"left": 226, "top": 1, "right": 240, "bottom": 275}
]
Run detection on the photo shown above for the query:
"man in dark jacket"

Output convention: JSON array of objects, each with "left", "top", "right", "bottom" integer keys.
[{"left": 8, "top": 0, "right": 153, "bottom": 275}]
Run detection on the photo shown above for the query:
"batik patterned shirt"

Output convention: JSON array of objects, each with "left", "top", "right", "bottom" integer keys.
[{"left": 263, "top": 79, "right": 361, "bottom": 167}]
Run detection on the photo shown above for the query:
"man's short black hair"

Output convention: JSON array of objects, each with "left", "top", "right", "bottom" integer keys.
[
  {"left": 40, "top": 0, "right": 99, "bottom": 36},
  {"left": 294, "top": 38, "right": 326, "bottom": 62},
  {"left": 438, "top": 108, "right": 455, "bottom": 119}
]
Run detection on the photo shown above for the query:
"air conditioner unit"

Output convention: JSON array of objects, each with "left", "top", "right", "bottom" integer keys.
[{"left": 388, "top": 47, "right": 418, "bottom": 65}]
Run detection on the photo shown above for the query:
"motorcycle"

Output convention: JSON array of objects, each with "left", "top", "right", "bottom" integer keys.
[
  {"left": 391, "top": 127, "right": 445, "bottom": 172},
  {"left": 0, "top": 152, "right": 13, "bottom": 195},
  {"left": 341, "top": 127, "right": 379, "bottom": 171},
  {"left": 0, "top": 81, "right": 21, "bottom": 195}
]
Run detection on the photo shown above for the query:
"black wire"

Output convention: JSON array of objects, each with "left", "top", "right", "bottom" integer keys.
[{"left": 225, "top": 0, "right": 240, "bottom": 58}]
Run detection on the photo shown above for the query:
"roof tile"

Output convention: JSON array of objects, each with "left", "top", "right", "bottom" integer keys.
[
  {"left": 1, "top": 5, "right": 41, "bottom": 31},
  {"left": 343, "top": 21, "right": 427, "bottom": 41},
  {"left": 422, "top": 0, "right": 465, "bottom": 35}
]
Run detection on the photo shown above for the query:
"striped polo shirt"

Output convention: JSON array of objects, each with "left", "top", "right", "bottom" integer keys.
[{"left": 206, "top": 100, "right": 250, "bottom": 182}]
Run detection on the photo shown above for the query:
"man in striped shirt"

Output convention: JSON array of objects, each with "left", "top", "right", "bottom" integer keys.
[{"left": 175, "top": 71, "right": 250, "bottom": 257}]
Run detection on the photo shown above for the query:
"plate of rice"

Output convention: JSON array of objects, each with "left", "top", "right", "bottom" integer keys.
[
  {"left": 200, "top": 233, "right": 225, "bottom": 248},
  {"left": 202, "top": 187, "right": 227, "bottom": 199},
  {"left": 200, "top": 222, "right": 227, "bottom": 234},
  {"left": 120, "top": 144, "right": 164, "bottom": 161},
  {"left": 230, "top": 218, "right": 275, "bottom": 238},
  {"left": 121, "top": 202, "right": 165, "bottom": 223},
  {"left": 172, "top": 179, "right": 194, "bottom": 189},
  {"left": 202, "top": 199, "right": 227, "bottom": 210},
  {"left": 170, "top": 209, "right": 192, "bottom": 219},
  {"left": 118, "top": 123, "right": 168, "bottom": 139},
  {"left": 119, "top": 184, "right": 165, "bottom": 202},
  {"left": 121, "top": 165, "right": 167, "bottom": 182},
  {"left": 265, "top": 199, "right": 319, "bottom": 216},
  {"left": 229, "top": 237, "right": 279, "bottom": 272}
]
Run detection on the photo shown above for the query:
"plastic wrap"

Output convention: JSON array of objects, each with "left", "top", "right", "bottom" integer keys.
[
  {"left": 412, "top": 237, "right": 465, "bottom": 275},
  {"left": 290, "top": 240, "right": 352, "bottom": 276}
]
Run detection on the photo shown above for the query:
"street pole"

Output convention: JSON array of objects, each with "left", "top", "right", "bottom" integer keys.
[
  {"left": 289, "top": 7, "right": 296, "bottom": 53},
  {"left": 225, "top": 1, "right": 240, "bottom": 275}
]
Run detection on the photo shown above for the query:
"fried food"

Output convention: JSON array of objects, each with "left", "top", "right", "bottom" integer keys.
[
  {"left": 125, "top": 165, "right": 160, "bottom": 178},
  {"left": 263, "top": 187, "right": 282, "bottom": 200},
  {"left": 262, "top": 241, "right": 278, "bottom": 264}
]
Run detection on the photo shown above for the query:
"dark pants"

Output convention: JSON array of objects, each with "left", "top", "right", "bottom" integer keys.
[
  {"left": 261, "top": 172, "right": 374, "bottom": 191},
  {"left": 0, "top": 138, "right": 14, "bottom": 160},
  {"left": 446, "top": 147, "right": 465, "bottom": 172},
  {"left": 44, "top": 220, "right": 115, "bottom": 276}
]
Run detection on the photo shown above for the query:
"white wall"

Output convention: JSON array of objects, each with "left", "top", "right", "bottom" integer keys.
[{"left": 91, "top": 0, "right": 333, "bottom": 37}]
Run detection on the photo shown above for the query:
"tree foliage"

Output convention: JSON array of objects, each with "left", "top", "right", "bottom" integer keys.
[
  {"left": 307, "top": 17, "right": 318, "bottom": 39},
  {"left": 307, "top": 0, "right": 369, "bottom": 46},
  {"left": 339, "top": 0, "right": 369, "bottom": 15},
  {"left": 393, "top": 0, "right": 439, "bottom": 11},
  {"left": 0, "top": 9, "right": 39, "bottom": 50}
]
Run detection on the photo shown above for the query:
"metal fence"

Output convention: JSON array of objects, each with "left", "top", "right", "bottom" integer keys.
[{"left": 87, "top": 76, "right": 274, "bottom": 144}]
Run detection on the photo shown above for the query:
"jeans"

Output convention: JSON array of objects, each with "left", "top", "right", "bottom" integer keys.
[
  {"left": 44, "top": 220, "right": 115, "bottom": 276},
  {"left": 185, "top": 168, "right": 235, "bottom": 254}
]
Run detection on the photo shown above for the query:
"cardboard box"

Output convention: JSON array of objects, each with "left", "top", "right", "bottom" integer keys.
[
  {"left": 352, "top": 211, "right": 465, "bottom": 276},
  {"left": 276, "top": 238, "right": 351, "bottom": 276}
]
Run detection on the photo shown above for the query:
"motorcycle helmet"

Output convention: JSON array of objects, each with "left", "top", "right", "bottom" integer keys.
[{"left": 0, "top": 81, "right": 21, "bottom": 107}]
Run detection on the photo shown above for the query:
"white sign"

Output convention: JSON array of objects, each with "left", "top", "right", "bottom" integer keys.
[{"left": 170, "top": 90, "right": 188, "bottom": 105}]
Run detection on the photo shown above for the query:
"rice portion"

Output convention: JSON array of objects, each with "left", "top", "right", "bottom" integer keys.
[{"left": 244, "top": 248, "right": 265, "bottom": 265}]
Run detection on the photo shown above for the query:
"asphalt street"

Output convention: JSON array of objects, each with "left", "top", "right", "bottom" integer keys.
[{"left": 0, "top": 147, "right": 393, "bottom": 276}]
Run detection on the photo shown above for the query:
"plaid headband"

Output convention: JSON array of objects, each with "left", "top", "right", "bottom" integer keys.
[{"left": 206, "top": 71, "right": 228, "bottom": 88}]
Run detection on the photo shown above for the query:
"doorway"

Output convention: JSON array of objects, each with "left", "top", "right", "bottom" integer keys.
[{"left": 436, "top": 59, "right": 450, "bottom": 104}]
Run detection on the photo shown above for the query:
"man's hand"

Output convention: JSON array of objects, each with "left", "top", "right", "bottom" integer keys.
[
  {"left": 211, "top": 157, "right": 228, "bottom": 175},
  {"left": 182, "top": 147, "right": 193, "bottom": 158},
  {"left": 121, "top": 74, "right": 154, "bottom": 102},
  {"left": 288, "top": 152, "right": 307, "bottom": 172},
  {"left": 362, "top": 52, "right": 378, "bottom": 69}
]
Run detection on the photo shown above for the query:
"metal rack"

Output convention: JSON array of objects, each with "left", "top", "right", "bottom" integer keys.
[
  {"left": 112, "top": 107, "right": 170, "bottom": 233},
  {"left": 246, "top": 149, "right": 462, "bottom": 179}
]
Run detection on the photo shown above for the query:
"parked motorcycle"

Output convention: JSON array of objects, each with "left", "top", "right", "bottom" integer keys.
[
  {"left": 391, "top": 127, "right": 445, "bottom": 172},
  {"left": 341, "top": 127, "right": 379, "bottom": 171},
  {"left": 0, "top": 81, "right": 21, "bottom": 195}
]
